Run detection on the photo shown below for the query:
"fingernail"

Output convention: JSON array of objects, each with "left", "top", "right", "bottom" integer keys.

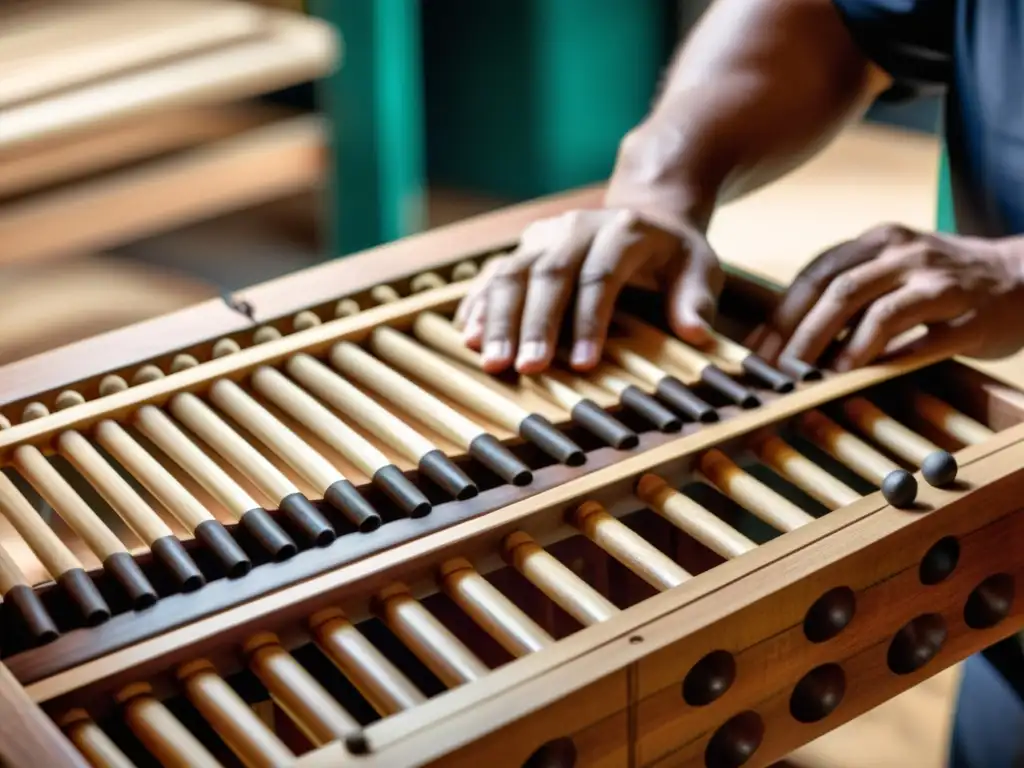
[
  {"left": 516, "top": 341, "right": 547, "bottom": 370},
  {"left": 570, "top": 340, "right": 599, "bottom": 368},
  {"left": 483, "top": 340, "right": 512, "bottom": 365}
]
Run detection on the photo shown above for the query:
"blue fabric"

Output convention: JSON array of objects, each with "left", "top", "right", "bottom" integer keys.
[
  {"left": 950, "top": 655, "right": 1024, "bottom": 768},
  {"left": 832, "top": 0, "right": 1024, "bottom": 237}
]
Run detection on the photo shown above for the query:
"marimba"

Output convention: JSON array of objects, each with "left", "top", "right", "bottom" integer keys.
[{"left": 0, "top": 189, "right": 1022, "bottom": 768}]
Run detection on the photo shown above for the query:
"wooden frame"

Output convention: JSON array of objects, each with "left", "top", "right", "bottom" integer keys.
[{"left": 1, "top": 187, "right": 1023, "bottom": 768}]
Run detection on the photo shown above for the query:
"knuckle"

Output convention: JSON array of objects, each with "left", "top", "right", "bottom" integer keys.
[
  {"left": 530, "top": 258, "right": 577, "bottom": 282},
  {"left": 866, "top": 298, "right": 902, "bottom": 330},
  {"left": 867, "top": 222, "right": 916, "bottom": 247},
  {"left": 826, "top": 273, "right": 863, "bottom": 302}
]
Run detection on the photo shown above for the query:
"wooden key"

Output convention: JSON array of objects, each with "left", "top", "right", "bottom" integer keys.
[
  {"left": 798, "top": 410, "right": 899, "bottom": 486},
  {"left": 170, "top": 390, "right": 334, "bottom": 547},
  {"left": 451, "top": 260, "right": 480, "bottom": 281},
  {"left": 329, "top": 341, "right": 532, "bottom": 486},
  {"left": 58, "top": 710, "right": 135, "bottom": 768},
  {"left": 244, "top": 632, "right": 360, "bottom": 745},
  {"left": 0, "top": 471, "right": 110, "bottom": 625},
  {"left": 251, "top": 363, "right": 428, "bottom": 520},
  {"left": 707, "top": 330, "right": 800, "bottom": 392},
  {"left": 334, "top": 298, "right": 361, "bottom": 319},
  {"left": 94, "top": 420, "right": 251, "bottom": 579},
  {"left": 58, "top": 430, "right": 205, "bottom": 592},
  {"left": 698, "top": 449, "right": 816, "bottom": 532},
  {"left": 586, "top": 362, "right": 682, "bottom": 432},
  {"left": 910, "top": 391, "right": 995, "bottom": 446},
  {"left": 603, "top": 338, "right": 717, "bottom": 423},
  {"left": 370, "top": 327, "right": 585, "bottom": 466},
  {"left": 413, "top": 312, "right": 638, "bottom": 450},
  {"left": 12, "top": 446, "right": 157, "bottom": 610},
  {"left": 439, "top": 557, "right": 554, "bottom": 657},
  {"left": 133, "top": 405, "right": 296, "bottom": 562},
  {"left": 309, "top": 607, "right": 427, "bottom": 715},
  {"left": 0, "top": 538, "right": 58, "bottom": 644},
  {"left": 177, "top": 659, "right": 295, "bottom": 768},
  {"left": 410, "top": 272, "right": 446, "bottom": 293},
  {"left": 842, "top": 397, "right": 959, "bottom": 487},
  {"left": 613, "top": 314, "right": 761, "bottom": 408},
  {"left": 752, "top": 434, "right": 861, "bottom": 509},
  {"left": 503, "top": 531, "right": 619, "bottom": 625},
  {"left": 374, "top": 582, "right": 490, "bottom": 688},
  {"left": 570, "top": 501, "right": 691, "bottom": 590},
  {"left": 371, "top": 284, "right": 401, "bottom": 305},
  {"left": 117, "top": 683, "right": 224, "bottom": 768},
  {"left": 635, "top": 474, "right": 757, "bottom": 559},
  {"left": 210, "top": 375, "right": 378, "bottom": 532},
  {"left": 285, "top": 353, "right": 477, "bottom": 501}
]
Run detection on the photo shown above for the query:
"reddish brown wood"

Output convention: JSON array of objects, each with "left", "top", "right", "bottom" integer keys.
[{"left": 0, "top": 662, "right": 88, "bottom": 767}]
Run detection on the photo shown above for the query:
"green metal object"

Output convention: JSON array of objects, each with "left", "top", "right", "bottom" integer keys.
[
  {"left": 936, "top": 146, "right": 956, "bottom": 233},
  {"left": 310, "top": 0, "right": 426, "bottom": 257}
]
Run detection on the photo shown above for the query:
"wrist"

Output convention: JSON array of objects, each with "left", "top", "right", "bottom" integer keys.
[{"left": 605, "top": 120, "right": 721, "bottom": 233}]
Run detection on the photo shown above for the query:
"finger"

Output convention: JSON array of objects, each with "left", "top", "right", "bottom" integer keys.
[
  {"left": 569, "top": 213, "right": 649, "bottom": 370},
  {"left": 463, "top": 298, "right": 488, "bottom": 350},
  {"left": 457, "top": 259, "right": 504, "bottom": 349},
  {"left": 480, "top": 253, "right": 532, "bottom": 372},
  {"left": 768, "top": 224, "right": 913, "bottom": 343},
  {"left": 833, "top": 282, "right": 970, "bottom": 370},
  {"left": 515, "top": 221, "right": 595, "bottom": 373},
  {"left": 779, "top": 255, "right": 905, "bottom": 365},
  {"left": 880, "top": 313, "right": 982, "bottom": 364},
  {"left": 455, "top": 257, "right": 503, "bottom": 329},
  {"left": 665, "top": 235, "right": 724, "bottom": 346}
]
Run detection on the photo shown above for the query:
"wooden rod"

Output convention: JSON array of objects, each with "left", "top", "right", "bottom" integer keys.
[
  {"left": 374, "top": 582, "right": 491, "bottom": 688},
  {"left": 798, "top": 410, "right": 898, "bottom": 486},
  {"left": 502, "top": 531, "right": 619, "bottom": 625},
  {"left": 752, "top": 434, "right": 861, "bottom": 509},
  {"left": 250, "top": 363, "right": 427, "bottom": 521},
  {"left": 635, "top": 474, "right": 757, "bottom": 559},
  {"left": 243, "top": 632, "right": 359, "bottom": 746},
  {"left": 328, "top": 342, "right": 533, "bottom": 486},
  {"left": 439, "top": 557, "right": 554, "bottom": 657},
  {"left": 0, "top": 536, "right": 59, "bottom": 644},
  {"left": 93, "top": 419, "right": 251, "bottom": 579},
  {"left": 133, "top": 405, "right": 296, "bottom": 562},
  {"left": 309, "top": 608, "right": 426, "bottom": 716},
  {"left": 841, "top": 397, "right": 938, "bottom": 466},
  {"left": 706, "top": 330, "right": 797, "bottom": 392},
  {"left": 58, "top": 710, "right": 136, "bottom": 768},
  {"left": 586, "top": 362, "right": 684, "bottom": 432},
  {"left": 569, "top": 501, "right": 691, "bottom": 590},
  {"left": 177, "top": 659, "right": 295, "bottom": 768},
  {"left": 910, "top": 391, "right": 995, "bottom": 446},
  {"left": 698, "top": 449, "right": 815, "bottom": 532},
  {"left": 117, "top": 683, "right": 224, "bottom": 768}
]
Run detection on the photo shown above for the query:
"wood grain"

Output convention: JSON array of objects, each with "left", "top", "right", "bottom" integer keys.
[{"left": 0, "top": 662, "right": 88, "bottom": 767}]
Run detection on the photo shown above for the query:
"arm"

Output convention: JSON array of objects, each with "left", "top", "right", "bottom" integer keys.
[{"left": 458, "top": 0, "right": 893, "bottom": 374}]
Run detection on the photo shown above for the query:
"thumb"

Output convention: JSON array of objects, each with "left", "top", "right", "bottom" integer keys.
[{"left": 666, "top": 239, "right": 724, "bottom": 346}]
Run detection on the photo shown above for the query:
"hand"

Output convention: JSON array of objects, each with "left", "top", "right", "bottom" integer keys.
[{"left": 750, "top": 224, "right": 1024, "bottom": 369}]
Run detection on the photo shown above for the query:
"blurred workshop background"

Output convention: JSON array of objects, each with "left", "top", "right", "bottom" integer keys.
[{"left": 0, "top": 2, "right": 952, "bottom": 761}]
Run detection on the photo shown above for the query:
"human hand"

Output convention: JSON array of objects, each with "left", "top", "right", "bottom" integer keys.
[
  {"left": 454, "top": 206, "right": 724, "bottom": 375},
  {"left": 750, "top": 224, "right": 1024, "bottom": 369}
]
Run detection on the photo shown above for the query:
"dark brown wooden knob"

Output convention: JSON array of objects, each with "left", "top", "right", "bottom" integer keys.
[
  {"left": 522, "top": 737, "right": 576, "bottom": 768},
  {"left": 887, "top": 613, "right": 947, "bottom": 675},
  {"left": 919, "top": 536, "right": 959, "bottom": 585},
  {"left": 803, "top": 586, "right": 856, "bottom": 643},
  {"left": 704, "top": 711, "right": 764, "bottom": 768},
  {"left": 682, "top": 650, "right": 736, "bottom": 706},
  {"left": 790, "top": 663, "right": 846, "bottom": 723},
  {"left": 964, "top": 573, "right": 1015, "bottom": 629}
]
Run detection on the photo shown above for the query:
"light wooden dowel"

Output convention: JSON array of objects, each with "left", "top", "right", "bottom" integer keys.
[
  {"left": 375, "top": 583, "right": 490, "bottom": 688},
  {"left": 371, "top": 284, "right": 401, "bottom": 304},
  {"left": 613, "top": 313, "right": 711, "bottom": 375},
  {"left": 0, "top": 538, "right": 30, "bottom": 594},
  {"left": 329, "top": 341, "right": 486, "bottom": 447},
  {"left": 603, "top": 338, "right": 670, "bottom": 387},
  {"left": 12, "top": 445, "right": 126, "bottom": 561},
  {"left": 177, "top": 659, "right": 295, "bottom": 768},
  {"left": 94, "top": 420, "right": 211, "bottom": 532},
  {"left": 169, "top": 392, "right": 298, "bottom": 502},
  {"left": 118, "top": 683, "right": 224, "bottom": 768},
  {"left": 209, "top": 377, "right": 350, "bottom": 488},
  {"left": 439, "top": 558, "right": 554, "bottom": 657},
  {"left": 798, "top": 410, "right": 897, "bottom": 486},
  {"left": 134, "top": 405, "right": 257, "bottom": 519},
  {"left": 842, "top": 397, "right": 938, "bottom": 466},
  {"left": 310, "top": 608, "right": 426, "bottom": 715},
  {"left": 635, "top": 474, "right": 757, "bottom": 559},
  {"left": 244, "top": 632, "right": 359, "bottom": 746},
  {"left": 503, "top": 531, "right": 619, "bottom": 625},
  {"left": 59, "top": 710, "right": 136, "bottom": 768},
  {"left": 753, "top": 435, "right": 861, "bottom": 509},
  {"left": 570, "top": 501, "right": 691, "bottom": 590},
  {"left": 250, "top": 364, "right": 388, "bottom": 478},
  {"left": 286, "top": 353, "right": 436, "bottom": 462},
  {"left": 911, "top": 391, "right": 994, "bottom": 446},
  {"left": 57, "top": 431, "right": 172, "bottom": 545},
  {"left": 0, "top": 471, "right": 81, "bottom": 578},
  {"left": 699, "top": 449, "right": 815, "bottom": 532},
  {"left": 370, "top": 326, "right": 530, "bottom": 432}
]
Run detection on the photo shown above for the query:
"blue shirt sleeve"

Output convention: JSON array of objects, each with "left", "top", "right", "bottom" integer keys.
[{"left": 831, "top": 0, "right": 955, "bottom": 95}]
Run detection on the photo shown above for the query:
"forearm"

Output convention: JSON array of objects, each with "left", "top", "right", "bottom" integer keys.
[{"left": 607, "top": 0, "right": 892, "bottom": 230}]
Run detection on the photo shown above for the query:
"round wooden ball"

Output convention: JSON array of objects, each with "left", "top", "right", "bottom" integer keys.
[
  {"left": 921, "top": 450, "right": 957, "bottom": 487},
  {"left": 881, "top": 470, "right": 917, "bottom": 508}
]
